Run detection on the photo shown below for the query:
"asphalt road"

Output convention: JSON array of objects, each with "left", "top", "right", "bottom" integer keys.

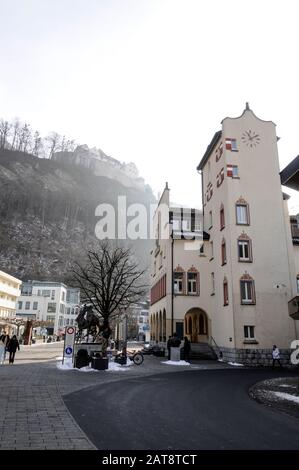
[{"left": 64, "top": 368, "right": 299, "bottom": 450}]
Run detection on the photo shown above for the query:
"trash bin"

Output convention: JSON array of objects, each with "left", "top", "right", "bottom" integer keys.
[
  {"left": 91, "top": 354, "right": 109, "bottom": 370},
  {"left": 75, "top": 349, "right": 90, "bottom": 369}
]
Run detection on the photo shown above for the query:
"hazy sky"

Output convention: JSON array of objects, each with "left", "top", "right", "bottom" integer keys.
[{"left": 1, "top": 0, "right": 299, "bottom": 211}]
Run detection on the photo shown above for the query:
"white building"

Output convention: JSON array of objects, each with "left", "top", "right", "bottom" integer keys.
[
  {"left": 0, "top": 270, "right": 21, "bottom": 335},
  {"left": 16, "top": 281, "right": 80, "bottom": 336},
  {"left": 149, "top": 104, "right": 299, "bottom": 365}
]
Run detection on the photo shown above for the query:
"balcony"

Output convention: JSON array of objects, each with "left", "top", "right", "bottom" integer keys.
[
  {"left": 0, "top": 281, "right": 20, "bottom": 298},
  {"left": 0, "top": 297, "right": 17, "bottom": 311},
  {"left": 288, "top": 295, "right": 299, "bottom": 320}
]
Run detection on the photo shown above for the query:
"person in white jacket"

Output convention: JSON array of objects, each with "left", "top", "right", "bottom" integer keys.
[
  {"left": 272, "top": 345, "right": 282, "bottom": 368},
  {"left": 0, "top": 334, "right": 8, "bottom": 365}
]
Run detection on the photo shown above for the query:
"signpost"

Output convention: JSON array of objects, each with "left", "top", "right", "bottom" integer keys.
[{"left": 63, "top": 326, "right": 76, "bottom": 364}]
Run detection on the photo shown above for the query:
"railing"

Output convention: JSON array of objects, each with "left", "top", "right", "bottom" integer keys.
[{"left": 210, "top": 335, "right": 222, "bottom": 357}]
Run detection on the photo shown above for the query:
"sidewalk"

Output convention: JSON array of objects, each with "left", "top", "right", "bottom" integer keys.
[{"left": 0, "top": 343, "right": 233, "bottom": 450}]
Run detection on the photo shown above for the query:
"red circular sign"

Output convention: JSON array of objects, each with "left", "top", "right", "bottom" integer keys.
[{"left": 66, "top": 326, "right": 75, "bottom": 335}]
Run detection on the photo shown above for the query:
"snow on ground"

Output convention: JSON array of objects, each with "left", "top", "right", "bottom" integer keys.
[
  {"left": 161, "top": 360, "right": 191, "bottom": 366},
  {"left": 228, "top": 362, "right": 244, "bottom": 367},
  {"left": 56, "top": 358, "right": 134, "bottom": 372},
  {"left": 273, "top": 392, "right": 299, "bottom": 404},
  {"left": 278, "top": 384, "right": 297, "bottom": 389}
]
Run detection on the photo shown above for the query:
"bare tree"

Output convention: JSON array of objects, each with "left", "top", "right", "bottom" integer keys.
[
  {"left": 0, "top": 119, "right": 11, "bottom": 149},
  {"left": 18, "top": 123, "right": 32, "bottom": 153},
  {"left": 70, "top": 242, "right": 148, "bottom": 340},
  {"left": 46, "top": 131, "right": 61, "bottom": 159},
  {"left": 10, "top": 118, "right": 20, "bottom": 150},
  {"left": 32, "top": 130, "right": 43, "bottom": 157}
]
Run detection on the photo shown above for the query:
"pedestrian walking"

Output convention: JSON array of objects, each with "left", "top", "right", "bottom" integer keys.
[
  {"left": 7, "top": 335, "right": 20, "bottom": 364},
  {"left": 272, "top": 345, "right": 282, "bottom": 368},
  {"left": 0, "top": 333, "right": 9, "bottom": 364},
  {"left": 183, "top": 336, "right": 191, "bottom": 362}
]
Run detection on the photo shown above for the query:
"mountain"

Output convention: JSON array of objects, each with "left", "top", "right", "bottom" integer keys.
[{"left": 0, "top": 148, "right": 155, "bottom": 282}]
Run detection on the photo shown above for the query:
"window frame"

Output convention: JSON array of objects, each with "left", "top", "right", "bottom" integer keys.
[
  {"left": 221, "top": 239, "right": 227, "bottom": 266},
  {"left": 240, "top": 279, "right": 256, "bottom": 305},
  {"left": 236, "top": 203, "right": 250, "bottom": 225},
  {"left": 244, "top": 325, "right": 255, "bottom": 339},
  {"left": 223, "top": 279, "right": 229, "bottom": 306}
]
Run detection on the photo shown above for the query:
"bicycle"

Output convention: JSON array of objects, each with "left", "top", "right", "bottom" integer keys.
[{"left": 114, "top": 349, "right": 144, "bottom": 366}]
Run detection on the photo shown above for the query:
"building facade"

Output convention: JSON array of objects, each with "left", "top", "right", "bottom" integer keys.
[
  {"left": 149, "top": 105, "right": 299, "bottom": 365},
  {"left": 0, "top": 270, "right": 21, "bottom": 335},
  {"left": 16, "top": 281, "right": 80, "bottom": 336}
]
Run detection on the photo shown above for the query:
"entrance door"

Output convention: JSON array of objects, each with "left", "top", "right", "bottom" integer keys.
[{"left": 175, "top": 322, "right": 184, "bottom": 340}]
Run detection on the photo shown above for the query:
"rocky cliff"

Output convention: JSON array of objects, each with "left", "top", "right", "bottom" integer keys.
[{"left": 0, "top": 149, "right": 155, "bottom": 282}]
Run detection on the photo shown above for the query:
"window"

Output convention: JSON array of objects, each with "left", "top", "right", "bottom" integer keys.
[
  {"left": 297, "top": 275, "right": 299, "bottom": 294},
  {"left": 211, "top": 273, "right": 215, "bottom": 295},
  {"left": 60, "top": 304, "right": 65, "bottom": 314},
  {"left": 210, "top": 241, "right": 214, "bottom": 260},
  {"left": 240, "top": 278, "right": 256, "bottom": 304},
  {"left": 209, "top": 211, "right": 213, "bottom": 228},
  {"left": 18, "top": 301, "right": 22, "bottom": 310},
  {"left": 221, "top": 239, "right": 227, "bottom": 265},
  {"left": 66, "top": 318, "right": 69, "bottom": 326},
  {"left": 227, "top": 165, "right": 239, "bottom": 178},
  {"left": 37, "top": 290, "right": 41, "bottom": 296},
  {"left": 225, "top": 138, "right": 238, "bottom": 151},
  {"left": 220, "top": 206, "right": 225, "bottom": 230},
  {"left": 236, "top": 203, "right": 249, "bottom": 225},
  {"left": 187, "top": 272, "right": 199, "bottom": 295},
  {"left": 223, "top": 279, "right": 229, "bottom": 306},
  {"left": 46, "top": 315, "right": 55, "bottom": 322},
  {"left": 33, "top": 301, "right": 38, "bottom": 310},
  {"left": 174, "top": 272, "right": 184, "bottom": 294},
  {"left": 216, "top": 168, "right": 224, "bottom": 187},
  {"left": 66, "top": 307, "right": 71, "bottom": 315},
  {"left": 154, "top": 260, "right": 156, "bottom": 275},
  {"left": 215, "top": 142, "right": 223, "bottom": 162},
  {"left": 62, "top": 291, "right": 65, "bottom": 302},
  {"left": 159, "top": 252, "right": 163, "bottom": 268},
  {"left": 58, "top": 316, "right": 63, "bottom": 327},
  {"left": 244, "top": 325, "right": 255, "bottom": 339},
  {"left": 42, "top": 290, "right": 51, "bottom": 297},
  {"left": 238, "top": 239, "right": 252, "bottom": 262},
  {"left": 51, "top": 290, "right": 55, "bottom": 300},
  {"left": 25, "top": 301, "right": 30, "bottom": 310},
  {"left": 47, "top": 302, "right": 57, "bottom": 313},
  {"left": 172, "top": 218, "right": 180, "bottom": 231}
]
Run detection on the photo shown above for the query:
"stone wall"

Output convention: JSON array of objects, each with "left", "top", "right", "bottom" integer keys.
[{"left": 213, "top": 346, "right": 291, "bottom": 367}]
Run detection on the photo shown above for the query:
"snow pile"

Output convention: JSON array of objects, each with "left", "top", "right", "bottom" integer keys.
[
  {"left": 161, "top": 360, "right": 191, "bottom": 366},
  {"left": 273, "top": 392, "right": 299, "bottom": 404},
  {"left": 228, "top": 362, "right": 244, "bottom": 367},
  {"left": 106, "top": 360, "right": 133, "bottom": 372},
  {"left": 56, "top": 358, "right": 134, "bottom": 372}
]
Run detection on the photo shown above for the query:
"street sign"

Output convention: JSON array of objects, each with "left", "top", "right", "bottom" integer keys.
[{"left": 63, "top": 325, "right": 76, "bottom": 364}]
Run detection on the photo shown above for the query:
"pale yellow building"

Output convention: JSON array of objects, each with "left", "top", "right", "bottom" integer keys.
[
  {"left": 149, "top": 104, "right": 299, "bottom": 365},
  {"left": 0, "top": 270, "right": 22, "bottom": 335}
]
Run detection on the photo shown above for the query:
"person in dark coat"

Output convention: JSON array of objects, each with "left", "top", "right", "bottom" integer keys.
[
  {"left": 7, "top": 335, "right": 20, "bottom": 364},
  {"left": 183, "top": 336, "right": 191, "bottom": 362}
]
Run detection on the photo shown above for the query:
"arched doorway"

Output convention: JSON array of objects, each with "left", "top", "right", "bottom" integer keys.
[{"left": 184, "top": 308, "right": 209, "bottom": 343}]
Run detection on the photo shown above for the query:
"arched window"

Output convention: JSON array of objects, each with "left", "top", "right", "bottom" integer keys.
[
  {"left": 238, "top": 232, "right": 252, "bottom": 262},
  {"left": 221, "top": 238, "right": 227, "bottom": 265},
  {"left": 240, "top": 273, "right": 256, "bottom": 304},
  {"left": 236, "top": 197, "right": 250, "bottom": 225},
  {"left": 223, "top": 276, "right": 229, "bottom": 306},
  {"left": 187, "top": 267, "right": 199, "bottom": 295},
  {"left": 220, "top": 204, "right": 225, "bottom": 230}
]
